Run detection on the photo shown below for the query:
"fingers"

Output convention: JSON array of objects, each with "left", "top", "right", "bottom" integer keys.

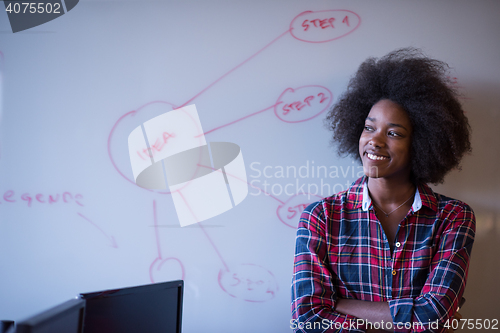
[{"left": 452, "top": 312, "right": 463, "bottom": 331}]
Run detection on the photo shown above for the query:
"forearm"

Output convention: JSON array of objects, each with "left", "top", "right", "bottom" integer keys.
[{"left": 335, "top": 298, "right": 394, "bottom": 331}]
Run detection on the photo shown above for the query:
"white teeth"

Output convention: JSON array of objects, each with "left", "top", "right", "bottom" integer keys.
[{"left": 367, "top": 153, "right": 388, "bottom": 161}]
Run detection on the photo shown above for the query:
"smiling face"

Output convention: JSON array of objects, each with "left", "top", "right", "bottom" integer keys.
[{"left": 359, "top": 99, "right": 413, "bottom": 181}]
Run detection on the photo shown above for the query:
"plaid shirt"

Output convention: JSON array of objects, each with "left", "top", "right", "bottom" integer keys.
[{"left": 291, "top": 176, "right": 475, "bottom": 333}]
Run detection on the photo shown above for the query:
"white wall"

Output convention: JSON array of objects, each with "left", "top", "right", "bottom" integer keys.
[{"left": 1, "top": 1, "right": 499, "bottom": 331}]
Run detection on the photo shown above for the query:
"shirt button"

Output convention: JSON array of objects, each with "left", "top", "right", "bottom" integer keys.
[
  {"left": 392, "top": 270, "right": 397, "bottom": 276},
  {"left": 395, "top": 242, "right": 401, "bottom": 248}
]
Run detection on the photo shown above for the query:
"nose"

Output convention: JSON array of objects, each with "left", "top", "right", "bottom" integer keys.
[{"left": 368, "top": 131, "right": 386, "bottom": 148}]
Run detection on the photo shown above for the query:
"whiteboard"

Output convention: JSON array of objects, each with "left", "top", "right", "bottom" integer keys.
[{"left": 1, "top": 1, "right": 500, "bottom": 331}]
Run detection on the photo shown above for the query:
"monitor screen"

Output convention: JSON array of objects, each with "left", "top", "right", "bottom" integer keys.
[
  {"left": 80, "top": 280, "right": 183, "bottom": 333},
  {"left": 15, "top": 298, "right": 85, "bottom": 333}
]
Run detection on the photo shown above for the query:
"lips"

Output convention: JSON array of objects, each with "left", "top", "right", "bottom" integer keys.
[{"left": 366, "top": 152, "right": 389, "bottom": 161}]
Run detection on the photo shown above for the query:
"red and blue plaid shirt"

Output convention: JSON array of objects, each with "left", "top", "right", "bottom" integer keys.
[{"left": 291, "top": 176, "right": 475, "bottom": 332}]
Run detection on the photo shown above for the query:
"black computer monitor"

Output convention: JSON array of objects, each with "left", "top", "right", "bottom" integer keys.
[
  {"left": 14, "top": 298, "right": 85, "bottom": 333},
  {"left": 80, "top": 280, "right": 183, "bottom": 333}
]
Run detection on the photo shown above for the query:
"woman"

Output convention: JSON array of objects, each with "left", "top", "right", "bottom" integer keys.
[{"left": 291, "top": 48, "right": 475, "bottom": 333}]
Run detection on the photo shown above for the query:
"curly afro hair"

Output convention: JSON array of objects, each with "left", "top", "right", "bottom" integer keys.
[{"left": 325, "top": 48, "right": 472, "bottom": 184}]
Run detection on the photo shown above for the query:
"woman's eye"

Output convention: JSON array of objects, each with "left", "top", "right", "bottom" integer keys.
[
  {"left": 389, "top": 131, "right": 400, "bottom": 137},
  {"left": 364, "top": 125, "right": 373, "bottom": 131}
]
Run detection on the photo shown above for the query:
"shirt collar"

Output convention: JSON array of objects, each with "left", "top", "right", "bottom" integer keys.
[{"left": 361, "top": 179, "right": 423, "bottom": 213}]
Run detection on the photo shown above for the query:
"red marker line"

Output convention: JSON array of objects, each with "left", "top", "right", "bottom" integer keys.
[
  {"left": 77, "top": 212, "right": 118, "bottom": 248},
  {"left": 199, "top": 102, "right": 281, "bottom": 136},
  {"left": 153, "top": 200, "right": 162, "bottom": 259},
  {"left": 107, "top": 101, "right": 179, "bottom": 191},
  {"left": 198, "top": 222, "right": 230, "bottom": 272},
  {"left": 196, "top": 163, "right": 285, "bottom": 204},
  {"left": 180, "top": 29, "right": 291, "bottom": 107},
  {"left": 108, "top": 110, "right": 141, "bottom": 187},
  {"left": 149, "top": 200, "right": 186, "bottom": 282},
  {"left": 177, "top": 190, "right": 230, "bottom": 271}
]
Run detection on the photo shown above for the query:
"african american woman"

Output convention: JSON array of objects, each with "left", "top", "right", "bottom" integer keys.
[{"left": 291, "top": 48, "right": 475, "bottom": 333}]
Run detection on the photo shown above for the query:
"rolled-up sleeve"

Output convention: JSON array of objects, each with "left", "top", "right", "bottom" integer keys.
[{"left": 388, "top": 204, "right": 476, "bottom": 333}]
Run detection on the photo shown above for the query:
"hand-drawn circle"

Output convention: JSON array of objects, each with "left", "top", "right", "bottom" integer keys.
[
  {"left": 277, "top": 193, "right": 323, "bottom": 228},
  {"left": 290, "top": 10, "right": 361, "bottom": 43},
  {"left": 150, "top": 257, "right": 186, "bottom": 283},
  {"left": 218, "top": 263, "right": 278, "bottom": 302},
  {"left": 274, "top": 85, "right": 332, "bottom": 123}
]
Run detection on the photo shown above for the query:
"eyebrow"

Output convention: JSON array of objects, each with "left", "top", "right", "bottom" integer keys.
[{"left": 366, "top": 117, "right": 409, "bottom": 131}]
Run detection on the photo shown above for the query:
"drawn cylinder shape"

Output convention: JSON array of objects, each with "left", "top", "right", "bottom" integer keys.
[
  {"left": 128, "top": 105, "right": 248, "bottom": 226},
  {"left": 166, "top": 142, "right": 247, "bottom": 226}
]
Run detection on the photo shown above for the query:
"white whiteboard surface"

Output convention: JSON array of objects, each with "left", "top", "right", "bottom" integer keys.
[{"left": 1, "top": 1, "right": 499, "bottom": 331}]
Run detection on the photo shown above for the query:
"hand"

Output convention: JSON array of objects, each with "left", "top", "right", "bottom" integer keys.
[{"left": 446, "top": 312, "right": 462, "bottom": 333}]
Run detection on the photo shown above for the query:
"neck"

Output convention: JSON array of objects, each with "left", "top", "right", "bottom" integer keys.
[{"left": 367, "top": 176, "right": 415, "bottom": 206}]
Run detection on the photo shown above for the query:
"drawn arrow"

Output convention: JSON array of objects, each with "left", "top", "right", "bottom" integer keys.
[{"left": 77, "top": 212, "right": 118, "bottom": 248}]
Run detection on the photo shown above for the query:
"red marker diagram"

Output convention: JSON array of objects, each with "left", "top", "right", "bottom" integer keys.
[
  {"left": 77, "top": 213, "right": 118, "bottom": 249},
  {"left": 277, "top": 193, "right": 323, "bottom": 229},
  {"left": 0, "top": 190, "right": 84, "bottom": 207},
  {"left": 149, "top": 200, "right": 185, "bottom": 283},
  {"left": 128, "top": 105, "right": 248, "bottom": 227},
  {"left": 108, "top": 101, "right": 181, "bottom": 194},
  {"left": 290, "top": 10, "right": 361, "bottom": 43},
  {"left": 218, "top": 264, "right": 278, "bottom": 302},
  {"left": 107, "top": 8, "right": 361, "bottom": 301},
  {"left": 0, "top": 188, "right": 118, "bottom": 248},
  {"left": 274, "top": 85, "right": 332, "bottom": 123},
  {"left": 201, "top": 85, "right": 332, "bottom": 136}
]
